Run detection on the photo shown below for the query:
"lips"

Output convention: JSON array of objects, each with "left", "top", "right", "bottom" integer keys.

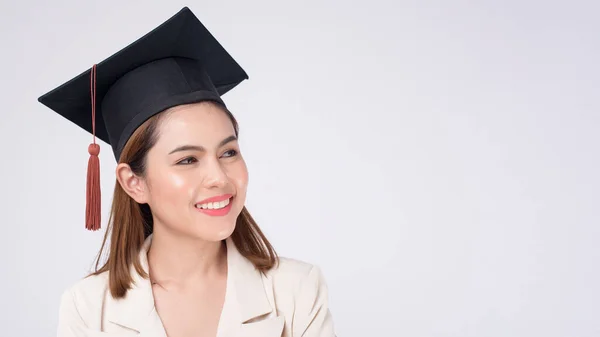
[
  {"left": 196, "top": 194, "right": 233, "bottom": 205},
  {"left": 195, "top": 197, "right": 231, "bottom": 210},
  {"left": 194, "top": 194, "right": 234, "bottom": 216}
]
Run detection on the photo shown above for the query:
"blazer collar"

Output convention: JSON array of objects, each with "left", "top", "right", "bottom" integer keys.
[{"left": 104, "top": 235, "right": 277, "bottom": 336}]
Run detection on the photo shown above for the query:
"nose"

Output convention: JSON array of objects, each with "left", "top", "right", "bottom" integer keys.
[{"left": 202, "top": 158, "right": 228, "bottom": 189}]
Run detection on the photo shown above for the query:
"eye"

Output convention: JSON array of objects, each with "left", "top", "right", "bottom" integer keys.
[
  {"left": 221, "top": 149, "right": 238, "bottom": 158},
  {"left": 177, "top": 156, "right": 198, "bottom": 165}
]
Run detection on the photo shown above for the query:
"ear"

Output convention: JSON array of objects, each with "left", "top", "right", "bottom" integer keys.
[{"left": 116, "top": 163, "right": 149, "bottom": 204}]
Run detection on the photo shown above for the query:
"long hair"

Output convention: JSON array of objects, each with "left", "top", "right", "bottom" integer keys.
[{"left": 89, "top": 101, "right": 278, "bottom": 299}]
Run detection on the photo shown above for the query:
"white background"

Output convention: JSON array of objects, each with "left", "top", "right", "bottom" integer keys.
[{"left": 1, "top": 0, "right": 599, "bottom": 336}]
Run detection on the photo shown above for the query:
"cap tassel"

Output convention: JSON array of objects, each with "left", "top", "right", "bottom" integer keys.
[
  {"left": 86, "top": 144, "right": 101, "bottom": 230},
  {"left": 86, "top": 64, "right": 101, "bottom": 231}
]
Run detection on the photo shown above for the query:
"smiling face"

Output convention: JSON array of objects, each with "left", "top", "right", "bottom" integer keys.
[{"left": 132, "top": 101, "right": 248, "bottom": 241}]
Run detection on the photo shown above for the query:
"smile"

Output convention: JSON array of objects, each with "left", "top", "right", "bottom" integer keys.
[
  {"left": 194, "top": 194, "right": 234, "bottom": 216},
  {"left": 195, "top": 198, "right": 231, "bottom": 210}
]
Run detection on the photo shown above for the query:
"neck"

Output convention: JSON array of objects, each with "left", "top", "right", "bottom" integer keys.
[{"left": 147, "top": 226, "right": 227, "bottom": 288}]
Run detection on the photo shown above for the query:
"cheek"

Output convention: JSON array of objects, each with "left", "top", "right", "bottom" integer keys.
[
  {"left": 229, "top": 161, "right": 249, "bottom": 191},
  {"left": 148, "top": 170, "right": 195, "bottom": 205}
]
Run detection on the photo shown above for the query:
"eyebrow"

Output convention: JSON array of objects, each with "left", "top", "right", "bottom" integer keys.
[{"left": 168, "top": 135, "right": 238, "bottom": 155}]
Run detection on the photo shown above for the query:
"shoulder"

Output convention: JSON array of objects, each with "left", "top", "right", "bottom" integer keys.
[
  {"left": 57, "top": 272, "right": 109, "bottom": 331},
  {"left": 267, "top": 257, "right": 320, "bottom": 287},
  {"left": 61, "top": 271, "right": 109, "bottom": 305},
  {"left": 270, "top": 257, "right": 327, "bottom": 295},
  {"left": 263, "top": 257, "right": 336, "bottom": 335},
  {"left": 266, "top": 256, "right": 327, "bottom": 293}
]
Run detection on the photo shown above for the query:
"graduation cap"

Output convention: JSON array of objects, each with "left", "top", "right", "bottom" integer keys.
[{"left": 37, "top": 7, "right": 249, "bottom": 231}]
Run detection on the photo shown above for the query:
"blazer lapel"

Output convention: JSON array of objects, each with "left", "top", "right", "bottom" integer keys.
[
  {"left": 238, "top": 316, "right": 285, "bottom": 337},
  {"left": 103, "top": 236, "right": 168, "bottom": 337},
  {"left": 222, "top": 238, "right": 284, "bottom": 337},
  {"left": 102, "top": 235, "right": 283, "bottom": 337}
]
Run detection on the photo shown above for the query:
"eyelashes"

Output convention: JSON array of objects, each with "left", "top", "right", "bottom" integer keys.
[
  {"left": 177, "top": 157, "right": 197, "bottom": 165},
  {"left": 176, "top": 149, "right": 239, "bottom": 165},
  {"left": 222, "top": 149, "right": 238, "bottom": 158}
]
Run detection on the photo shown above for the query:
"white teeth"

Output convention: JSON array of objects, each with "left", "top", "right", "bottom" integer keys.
[{"left": 196, "top": 198, "right": 231, "bottom": 210}]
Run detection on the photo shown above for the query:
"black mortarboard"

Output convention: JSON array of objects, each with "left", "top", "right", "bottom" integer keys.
[{"left": 37, "top": 7, "right": 249, "bottom": 231}]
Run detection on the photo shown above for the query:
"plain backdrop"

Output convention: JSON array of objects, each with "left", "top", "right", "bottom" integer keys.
[{"left": 1, "top": 0, "right": 598, "bottom": 336}]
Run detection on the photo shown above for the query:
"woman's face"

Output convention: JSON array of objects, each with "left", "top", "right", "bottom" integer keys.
[{"left": 141, "top": 102, "right": 248, "bottom": 242}]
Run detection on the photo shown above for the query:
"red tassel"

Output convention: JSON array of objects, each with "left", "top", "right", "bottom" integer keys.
[
  {"left": 86, "top": 64, "right": 101, "bottom": 231},
  {"left": 86, "top": 144, "right": 101, "bottom": 231}
]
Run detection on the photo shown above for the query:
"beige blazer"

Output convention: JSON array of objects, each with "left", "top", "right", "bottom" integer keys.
[{"left": 57, "top": 235, "right": 336, "bottom": 337}]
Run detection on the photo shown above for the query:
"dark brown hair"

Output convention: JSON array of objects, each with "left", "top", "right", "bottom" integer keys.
[{"left": 89, "top": 101, "right": 277, "bottom": 299}]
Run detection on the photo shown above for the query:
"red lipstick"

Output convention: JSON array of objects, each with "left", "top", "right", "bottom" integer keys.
[
  {"left": 195, "top": 194, "right": 233, "bottom": 216},
  {"left": 197, "top": 194, "right": 233, "bottom": 204}
]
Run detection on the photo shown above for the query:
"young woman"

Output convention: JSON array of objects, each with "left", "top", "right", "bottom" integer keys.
[{"left": 39, "top": 7, "right": 335, "bottom": 337}]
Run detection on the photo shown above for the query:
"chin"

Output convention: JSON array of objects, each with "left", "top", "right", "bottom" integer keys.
[{"left": 189, "top": 221, "right": 236, "bottom": 242}]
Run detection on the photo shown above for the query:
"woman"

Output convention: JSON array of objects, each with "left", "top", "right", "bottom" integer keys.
[{"left": 39, "top": 7, "right": 335, "bottom": 337}]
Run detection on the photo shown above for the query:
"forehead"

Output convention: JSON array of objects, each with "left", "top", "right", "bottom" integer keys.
[{"left": 155, "top": 102, "right": 236, "bottom": 146}]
